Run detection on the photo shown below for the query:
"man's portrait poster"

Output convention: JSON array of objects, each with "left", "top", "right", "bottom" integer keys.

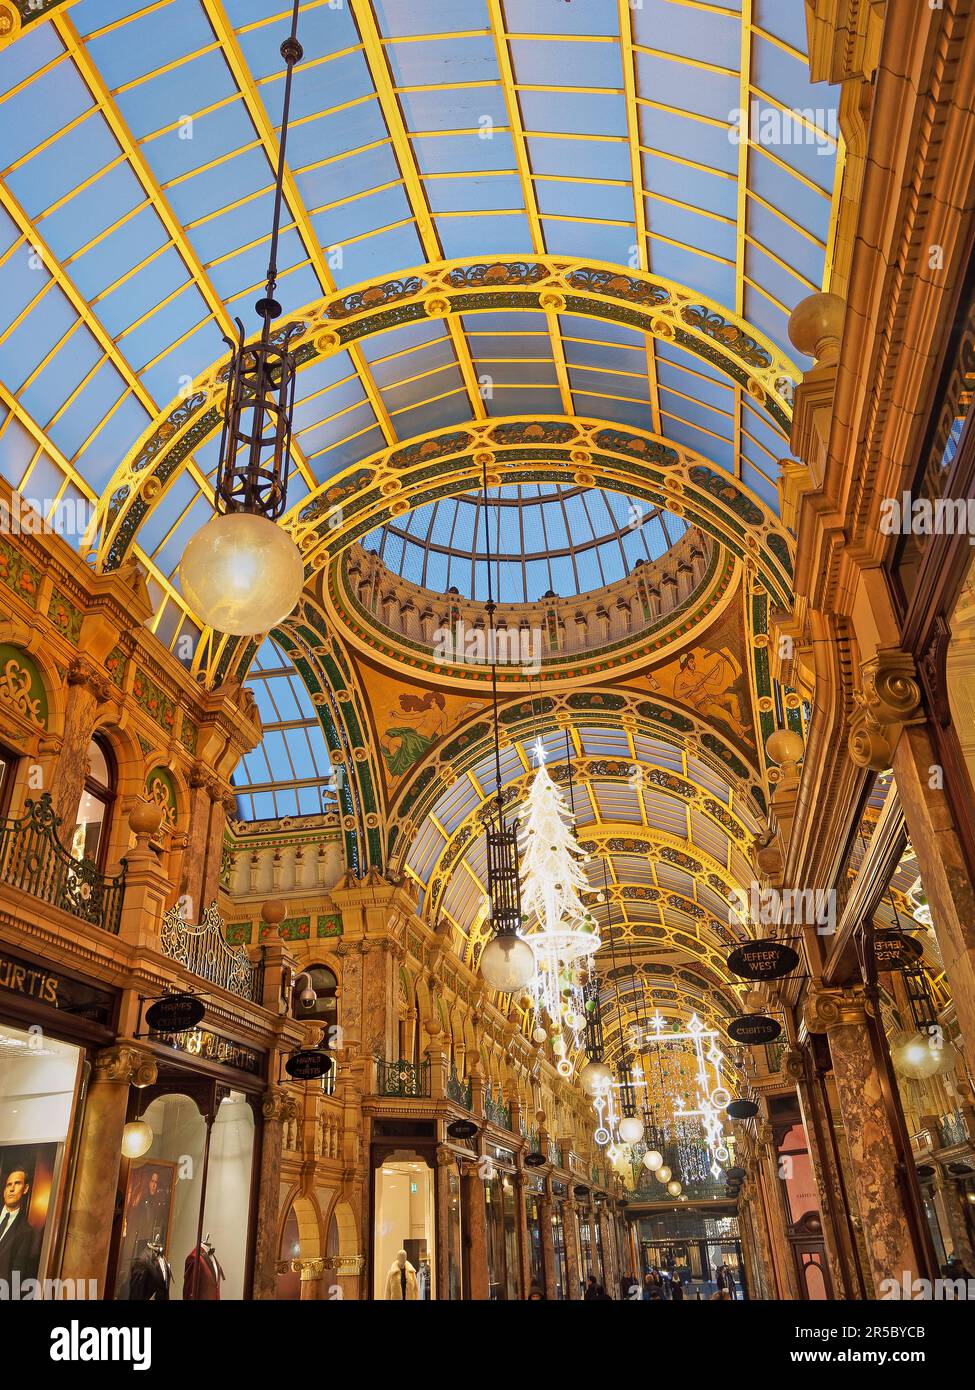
[{"left": 0, "top": 1141, "right": 60, "bottom": 1287}]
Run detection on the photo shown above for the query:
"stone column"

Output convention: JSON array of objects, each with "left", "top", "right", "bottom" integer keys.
[
  {"left": 538, "top": 1190, "right": 558, "bottom": 1299},
  {"left": 935, "top": 1170, "right": 975, "bottom": 1271},
  {"left": 61, "top": 1043, "right": 157, "bottom": 1292},
  {"left": 513, "top": 1171, "right": 532, "bottom": 1298},
  {"left": 786, "top": 1045, "right": 866, "bottom": 1298},
  {"left": 891, "top": 720, "right": 975, "bottom": 1083},
  {"left": 756, "top": 1119, "right": 799, "bottom": 1299},
  {"left": 804, "top": 987, "right": 924, "bottom": 1290},
  {"left": 739, "top": 1172, "right": 775, "bottom": 1298},
  {"left": 563, "top": 1197, "right": 582, "bottom": 1299},
  {"left": 48, "top": 658, "right": 111, "bottom": 829},
  {"left": 179, "top": 765, "right": 216, "bottom": 920},
  {"left": 598, "top": 1203, "right": 619, "bottom": 1297},
  {"left": 461, "top": 1160, "right": 489, "bottom": 1300},
  {"left": 435, "top": 1145, "right": 453, "bottom": 1300},
  {"left": 252, "top": 1086, "right": 299, "bottom": 1300}
]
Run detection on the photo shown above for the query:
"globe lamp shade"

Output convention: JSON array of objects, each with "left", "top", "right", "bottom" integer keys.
[
  {"left": 121, "top": 1119, "right": 153, "bottom": 1159},
  {"left": 180, "top": 512, "right": 305, "bottom": 636},
  {"left": 655, "top": 1165, "right": 672, "bottom": 1184},
  {"left": 892, "top": 1033, "right": 942, "bottom": 1081},
  {"left": 667, "top": 1180, "right": 683, "bottom": 1197},
  {"left": 642, "top": 1149, "right": 664, "bottom": 1172},
  {"left": 618, "top": 1115, "right": 645, "bottom": 1145},
  {"left": 579, "top": 1059, "right": 613, "bottom": 1096},
  {"left": 479, "top": 934, "right": 535, "bottom": 992}
]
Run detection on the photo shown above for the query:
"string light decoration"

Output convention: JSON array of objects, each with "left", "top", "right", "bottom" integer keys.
[{"left": 517, "top": 739, "right": 600, "bottom": 1069}]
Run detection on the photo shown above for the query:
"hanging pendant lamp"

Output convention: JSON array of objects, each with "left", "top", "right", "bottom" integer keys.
[{"left": 180, "top": 0, "right": 305, "bottom": 636}]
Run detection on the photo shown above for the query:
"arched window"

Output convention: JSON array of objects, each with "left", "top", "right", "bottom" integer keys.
[
  {"left": 292, "top": 964, "right": 338, "bottom": 1034},
  {"left": 71, "top": 735, "right": 115, "bottom": 868}
]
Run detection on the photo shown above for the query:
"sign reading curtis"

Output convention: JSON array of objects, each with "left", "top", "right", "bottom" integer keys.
[
  {"left": 726, "top": 940, "right": 800, "bottom": 981},
  {"left": 727, "top": 1014, "right": 782, "bottom": 1044}
]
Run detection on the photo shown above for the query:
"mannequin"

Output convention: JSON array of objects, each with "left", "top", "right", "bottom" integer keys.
[
  {"left": 183, "top": 1232, "right": 226, "bottom": 1300},
  {"left": 129, "top": 1237, "right": 172, "bottom": 1301},
  {"left": 417, "top": 1256, "right": 431, "bottom": 1301},
  {"left": 384, "top": 1249, "right": 419, "bottom": 1301}
]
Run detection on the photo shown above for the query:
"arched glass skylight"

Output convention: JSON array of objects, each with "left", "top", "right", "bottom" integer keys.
[
  {"left": 233, "top": 637, "right": 334, "bottom": 821},
  {"left": 362, "top": 485, "right": 687, "bottom": 603}
]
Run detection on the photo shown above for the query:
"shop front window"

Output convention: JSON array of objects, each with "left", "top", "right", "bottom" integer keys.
[
  {"left": 502, "top": 1175, "right": 519, "bottom": 1299},
  {"left": 0, "top": 1022, "right": 83, "bottom": 1290},
  {"left": 551, "top": 1204, "right": 568, "bottom": 1299},
  {"left": 115, "top": 1090, "right": 256, "bottom": 1301},
  {"left": 446, "top": 1167, "right": 463, "bottom": 1300},
  {"left": 71, "top": 737, "right": 114, "bottom": 868},
  {"left": 526, "top": 1194, "right": 544, "bottom": 1291},
  {"left": 373, "top": 1155, "right": 435, "bottom": 1300}
]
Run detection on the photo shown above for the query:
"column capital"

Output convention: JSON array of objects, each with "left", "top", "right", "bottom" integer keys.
[
  {"left": 803, "top": 984, "right": 869, "bottom": 1033},
  {"left": 66, "top": 655, "right": 111, "bottom": 701},
  {"left": 93, "top": 1042, "right": 157, "bottom": 1088},
  {"left": 263, "top": 1086, "right": 299, "bottom": 1124}
]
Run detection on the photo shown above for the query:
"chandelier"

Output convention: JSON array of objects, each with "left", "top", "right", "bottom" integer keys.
[
  {"left": 633, "top": 1013, "right": 732, "bottom": 1181},
  {"left": 179, "top": 0, "right": 306, "bottom": 637}
]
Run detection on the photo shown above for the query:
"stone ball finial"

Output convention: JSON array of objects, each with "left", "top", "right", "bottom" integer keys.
[
  {"left": 129, "top": 799, "right": 164, "bottom": 838},
  {"left": 261, "top": 899, "right": 287, "bottom": 926},
  {"left": 766, "top": 727, "right": 805, "bottom": 771},
  {"left": 788, "top": 292, "right": 845, "bottom": 364}
]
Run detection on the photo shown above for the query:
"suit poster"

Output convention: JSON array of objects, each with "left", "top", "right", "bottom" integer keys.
[{"left": 0, "top": 1142, "right": 60, "bottom": 1287}]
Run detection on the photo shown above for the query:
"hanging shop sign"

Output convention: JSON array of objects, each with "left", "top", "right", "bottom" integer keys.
[
  {"left": 446, "top": 1119, "right": 479, "bottom": 1141},
  {"left": 285, "top": 1047, "right": 333, "bottom": 1080},
  {"left": 149, "top": 1025, "right": 265, "bottom": 1077},
  {"left": 524, "top": 1150, "right": 546, "bottom": 1168},
  {"left": 874, "top": 930, "right": 924, "bottom": 969},
  {"left": 0, "top": 948, "right": 116, "bottom": 1027},
  {"left": 145, "top": 993, "right": 205, "bottom": 1033},
  {"left": 727, "top": 1014, "right": 782, "bottom": 1044},
  {"left": 727, "top": 941, "right": 799, "bottom": 981},
  {"left": 726, "top": 1099, "right": 759, "bottom": 1120}
]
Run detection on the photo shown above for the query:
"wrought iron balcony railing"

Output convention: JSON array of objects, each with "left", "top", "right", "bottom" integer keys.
[
  {"left": 936, "top": 1109, "right": 969, "bottom": 1149},
  {"left": 0, "top": 793, "right": 125, "bottom": 935},
  {"left": 376, "top": 1058, "right": 430, "bottom": 1098},
  {"left": 160, "top": 902, "right": 261, "bottom": 1002},
  {"left": 484, "top": 1087, "right": 511, "bottom": 1130},
  {"left": 447, "top": 1065, "right": 473, "bottom": 1110}
]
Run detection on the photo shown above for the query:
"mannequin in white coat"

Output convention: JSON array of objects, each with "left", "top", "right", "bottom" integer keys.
[{"left": 385, "top": 1250, "right": 419, "bottom": 1300}]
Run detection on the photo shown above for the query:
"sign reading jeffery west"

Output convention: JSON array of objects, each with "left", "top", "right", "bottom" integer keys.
[
  {"left": 726, "top": 940, "right": 800, "bottom": 981},
  {"left": 0, "top": 949, "right": 116, "bottom": 1026}
]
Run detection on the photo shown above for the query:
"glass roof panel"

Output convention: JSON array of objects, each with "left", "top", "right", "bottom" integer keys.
[
  {"left": 363, "top": 484, "right": 687, "bottom": 603},
  {"left": 233, "top": 636, "right": 335, "bottom": 821},
  {"left": 0, "top": 0, "right": 837, "bottom": 646}
]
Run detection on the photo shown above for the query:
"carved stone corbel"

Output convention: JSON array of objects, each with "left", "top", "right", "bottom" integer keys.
[{"left": 847, "top": 649, "right": 923, "bottom": 771}]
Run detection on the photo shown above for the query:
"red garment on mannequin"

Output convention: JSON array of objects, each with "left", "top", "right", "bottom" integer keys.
[{"left": 183, "top": 1245, "right": 225, "bottom": 1300}]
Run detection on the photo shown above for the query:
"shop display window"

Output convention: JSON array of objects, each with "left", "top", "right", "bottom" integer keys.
[
  {"left": 446, "top": 1166, "right": 463, "bottom": 1300},
  {"left": 0, "top": 1022, "right": 83, "bottom": 1291},
  {"left": 115, "top": 1090, "right": 256, "bottom": 1301},
  {"left": 373, "top": 1154, "right": 435, "bottom": 1300}
]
